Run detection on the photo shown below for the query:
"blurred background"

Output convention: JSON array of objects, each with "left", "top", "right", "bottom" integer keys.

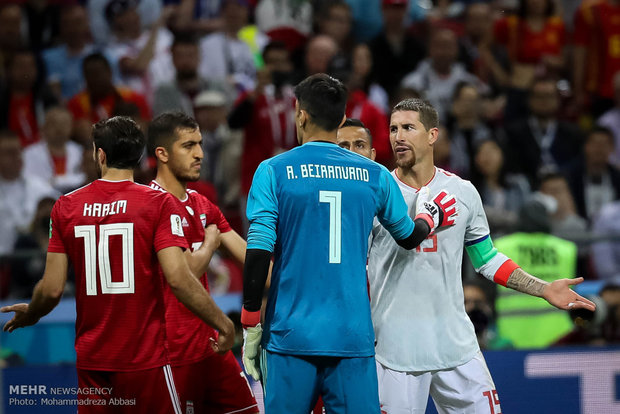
[{"left": 0, "top": 0, "right": 619, "bottom": 412}]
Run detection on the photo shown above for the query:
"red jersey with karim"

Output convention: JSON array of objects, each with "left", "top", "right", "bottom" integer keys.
[
  {"left": 150, "top": 180, "right": 232, "bottom": 365},
  {"left": 47, "top": 179, "right": 188, "bottom": 371}
]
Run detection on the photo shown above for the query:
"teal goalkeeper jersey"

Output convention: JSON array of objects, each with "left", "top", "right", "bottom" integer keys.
[{"left": 246, "top": 141, "right": 415, "bottom": 357}]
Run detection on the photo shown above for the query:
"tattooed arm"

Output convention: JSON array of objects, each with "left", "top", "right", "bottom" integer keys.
[{"left": 506, "top": 268, "right": 596, "bottom": 311}]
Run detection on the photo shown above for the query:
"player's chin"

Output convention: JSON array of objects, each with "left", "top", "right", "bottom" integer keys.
[
  {"left": 182, "top": 172, "right": 201, "bottom": 182},
  {"left": 395, "top": 154, "right": 415, "bottom": 169}
]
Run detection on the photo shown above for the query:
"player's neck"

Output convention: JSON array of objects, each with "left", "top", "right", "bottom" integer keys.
[
  {"left": 396, "top": 162, "right": 435, "bottom": 189},
  {"left": 154, "top": 171, "right": 187, "bottom": 200},
  {"left": 101, "top": 168, "right": 134, "bottom": 182},
  {"left": 301, "top": 127, "right": 338, "bottom": 145}
]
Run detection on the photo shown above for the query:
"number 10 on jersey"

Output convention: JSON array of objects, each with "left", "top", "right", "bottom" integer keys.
[
  {"left": 319, "top": 191, "right": 341, "bottom": 264},
  {"left": 75, "top": 223, "right": 135, "bottom": 295}
]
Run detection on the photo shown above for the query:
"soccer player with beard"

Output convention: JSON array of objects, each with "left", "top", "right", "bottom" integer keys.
[
  {"left": 2, "top": 116, "right": 235, "bottom": 413},
  {"left": 367, "top": 99, "right": 596, "bottom": 413},
  {"left": 147, "top": 112, "right": 259, "bottom": 414}
]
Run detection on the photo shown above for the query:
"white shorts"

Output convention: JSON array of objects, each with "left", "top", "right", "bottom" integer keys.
[{"left": 376, "top": 351, "right": 502, "bottom": 414}]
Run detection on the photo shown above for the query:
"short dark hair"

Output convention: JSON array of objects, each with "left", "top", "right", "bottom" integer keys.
[
  {"left": 147, "top": 112, "right": 199, "bottom": 156},
  {"left": 262, "top": 40, "right": 288, "bottom": 61},
  {"left": 83, "top": 52, "right": 112, "bottom": 73},
  {"left": 172, "top": 32, "right": 198, "bottom": 49},
  {"left": 589, "top": 125, "right": 615, "bottom": 147},
  {"left": 340, "top": 118, "right": 372, "bottom": 144},
  {"left": 392, "top": 99, "right": 439, "bottom": 131},
  {"left": 294, "top": 73, "right": 348, "bottom": 132},
  {"left": 92, "top": 116, "right": 145, "bottom": 169}
]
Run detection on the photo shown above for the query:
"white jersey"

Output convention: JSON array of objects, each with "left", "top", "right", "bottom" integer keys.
[{"left": 368, "top": 167, "right": 490, "bottom": 372}]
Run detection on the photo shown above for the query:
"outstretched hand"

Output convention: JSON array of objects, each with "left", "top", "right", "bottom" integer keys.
[
  {"left": 1, "top": 303, "right": 38, "bottom": 333},
  {"left": 543, "top": 277, "right": 596, "bottom": 311}
]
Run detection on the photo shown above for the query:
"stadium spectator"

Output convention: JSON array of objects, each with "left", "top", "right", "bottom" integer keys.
[
  {"left": 199, "top": 0, "right": 256, "bottom": 94},
  {"left": 459, "top": 2, "right": 510, "bottom": 95},
  {"left": 401, "top": 28, "right": 487, "bottom": 123},
  {"left": 315, "top": 1, "right": 354, "bottom": 55},
  {"left": 539, "top": 172, "right": 588, "bottom": 240},
  {"left": 0, "top": 50, "right": 58, "bottom": 148},
  {"left": 1, "top": 116, "right": 234, "bottom": 412},
  {"left": 347, "top": 43, "right": 389, "bottom": 114},
  {"left": 446, "top": 82, "right": 493, "bottom": 178},
  {"left": 368, "top": 0, "right": 426, "bottom": 101},
  {"left": 147, "top": 112, "right": 257, "bottom": 413},
  {"left": 300, "top": 35, "right": 338, "bottom": 80},
  {"left": 153, "top": 34, "right": 231, "bottom": 116},
  {"left": 42, "top": 5, "right": 104, "bottom": 101},
  {"left": 494, "top": 196, "right": 577, "bottom": 348},
  {"left": 471, "top": 139, "right": 531, "bottom": 236},
  {"left": 169, "top": 0, "right": 225, "bottom": 35},
  {"left": 0, "top": 4, "right": 28, "bottom": 83},
  {"left": 591, "top": 201, "right": 620, "bottom": 281},
  {"left": 88, "top": 0, "right": 163, "bottom": 46},
  {"left": 0, "top": 130, "right": 59, "bottom": 255},
  {"left": 573, "top": 0, "right": 620, "bottom": 117},
  {"left": 228, "top": 41, "right": 296, "bottom": 203},
  {"left": 193, "top": 90, "right": 241, "bottom": 207},
  {"left": 596, "top": 72, "right": 620, "bottom": 166},
  {"left": 564, "top": 126, "right": 620, "bottom": 222},
  {"left": 494, "top": 0, "right": 565, "bottom": 90},
  {"left": 23, "top": 107, "right": 85, "bottom": 194},
  {"left": 67, "top": 53, "right": 150, "bottom": 144},
  {"left": 502, "top": 78, "right": 582, "bottom": 188},
  {"left": 106, "top": 1, "right": 176, "bottom": 100}
]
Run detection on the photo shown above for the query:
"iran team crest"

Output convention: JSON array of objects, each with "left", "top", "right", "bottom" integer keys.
[{"left": 200, "top": 213, "right": 207, "bottom": 227}]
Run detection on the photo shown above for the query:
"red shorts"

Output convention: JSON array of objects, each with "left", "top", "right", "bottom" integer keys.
[
  {"left": 77, "top": 364, "right": 182, "bottom": 413},
  {"left": 172, "top": 351, "right": 258, "bottom": 414}
]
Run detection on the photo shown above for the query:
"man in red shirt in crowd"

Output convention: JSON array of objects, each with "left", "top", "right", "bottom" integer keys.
[
  {"left": 67, "top": 53, "right": 151, "bottom": 143},
  {"left": 1, "top": 116, "right": 234, "bottom": 413},
  {"left": 573, "top": 0, "right": 620, "bottom": 116},
  {"left": 147, "top": 112, "right": 258, "bottom": 414}
]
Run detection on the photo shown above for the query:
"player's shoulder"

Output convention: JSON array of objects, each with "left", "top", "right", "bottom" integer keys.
[{"left": 435, "top": 168, "right": 478, "bottom": 194}]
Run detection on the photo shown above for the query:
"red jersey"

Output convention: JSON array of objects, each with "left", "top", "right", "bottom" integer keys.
[
  {"left": 574, "top": 0, "right": 620, "bottom": 98},
  {"left": 150, "top": 180, "right": 232, "bottom": 366},
  {"left": 47, "top": 179, "right": 188, "bottom": 371},
  {"left": 494, "top": 15, "right": 565, "bottom": 65}
]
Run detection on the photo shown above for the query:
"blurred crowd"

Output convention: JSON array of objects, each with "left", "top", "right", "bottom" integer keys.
[{"left": 1, "top": 0, "right": 620, "bottom": 348}]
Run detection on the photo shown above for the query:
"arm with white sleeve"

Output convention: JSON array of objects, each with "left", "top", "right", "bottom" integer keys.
[{"left": 464, "top": 184, "right": 595, "bottom": 311}]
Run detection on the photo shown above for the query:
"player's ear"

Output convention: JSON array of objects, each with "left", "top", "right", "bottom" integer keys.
[
  {"left": 298, "top": 109, "right": 308, "bottom": 131},
  {"left": 428, "top": 127, "right": 439, "bottom": 146},
  {"left": 154, "top": 146, "right": 169, "bottom": 163},
  {"left": 370, "top": 148, "right": 376, "bottom": 161},
  {"left": 96, "top": 147, "right": 106, "bottom": 165}
]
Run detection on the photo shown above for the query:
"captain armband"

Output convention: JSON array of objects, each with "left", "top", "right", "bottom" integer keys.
[{"left": 465, "top": 235, "right": 520, "bottom": 287}]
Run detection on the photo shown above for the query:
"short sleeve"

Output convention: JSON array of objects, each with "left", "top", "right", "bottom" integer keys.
[
  {"left": 463, "top": 180, "right": 491, "bottom": 243},
  {"left": 246, "top": 161, "right": 278, "bottom": 251},
  {"left": 47, "top": 197, "right": 66, "bottom": 254},
  {"left": 154, "top": 194, "right": 189, "bottom": 252},
  {"left": 376, "top": 169, "right": 414, "bottom": 241}
]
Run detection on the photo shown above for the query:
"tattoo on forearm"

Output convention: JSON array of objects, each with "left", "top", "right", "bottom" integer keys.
[{"left": 506, "top": 268, "right": 547, "bottom": 297}]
